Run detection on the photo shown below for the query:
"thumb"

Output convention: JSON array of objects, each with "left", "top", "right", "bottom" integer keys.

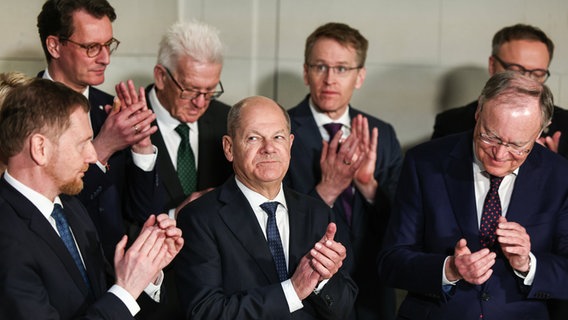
[
  {"left": 114, "top": 235, "right": 128, "bottom": 265},
  {"left": 454, "top": 238, "right": 470, "bottom": 255},
  {"left": 320, "top": 222, "right": 337, "bottom": 243}
]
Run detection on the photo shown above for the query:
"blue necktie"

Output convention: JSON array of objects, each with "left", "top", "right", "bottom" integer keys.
[
  {"left": 260, "top": 202, "right": 288, "bottom": 281},
  {"left": 323, "top": 123, "right": 354, "bottom": 225},
  {"left": 51, "top": 204, "right": 91, "bottom": 289}
]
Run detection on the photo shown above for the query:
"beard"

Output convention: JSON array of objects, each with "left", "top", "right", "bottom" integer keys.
[{"left": 45, "top": 161, "right": 87, "bottom": 196}]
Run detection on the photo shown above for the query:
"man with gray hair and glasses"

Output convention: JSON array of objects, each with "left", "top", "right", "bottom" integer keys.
[
  {"left": 380, "top": 71, "right": 568, "bottom": 319},
  {"left": 140, "top": 20, "right": 233, "bottom": 319}
]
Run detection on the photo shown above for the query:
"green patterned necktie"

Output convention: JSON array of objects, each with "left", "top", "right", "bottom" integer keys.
[{"left": 175, "top": 124, "right": 197, "bottom": 196}]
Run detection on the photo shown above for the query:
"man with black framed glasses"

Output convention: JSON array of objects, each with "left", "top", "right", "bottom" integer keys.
[
  {"left": 286, "top": 22, "right": 403, "bottom": 320},
  {"left": 139, "top": 20, "right": 233, "bottom": 319},
  {"left": 432, "top": 24, "right": 568, "bottom": 160},
  {"left": 36, "top": 0, "right": 162, "bottom": 272}
]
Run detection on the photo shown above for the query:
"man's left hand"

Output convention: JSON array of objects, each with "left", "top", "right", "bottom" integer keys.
[{"left": 496, "top": 216, "right": 531, "bottom": 273}]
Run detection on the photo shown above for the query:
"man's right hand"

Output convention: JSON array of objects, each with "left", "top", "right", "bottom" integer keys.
[{"left": 446, "top": 238, "right": 496, "bottom": 285}]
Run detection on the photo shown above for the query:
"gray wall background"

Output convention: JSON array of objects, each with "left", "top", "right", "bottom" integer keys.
[{"left": 2, "top": 0, "right": 568, "bottom": 151}]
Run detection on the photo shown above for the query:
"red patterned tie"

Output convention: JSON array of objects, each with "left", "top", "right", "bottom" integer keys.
[{"left": 479, "top": 175, "right": 504, "bottom": 248}]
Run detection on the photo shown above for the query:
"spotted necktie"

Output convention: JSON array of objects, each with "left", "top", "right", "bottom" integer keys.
[
  {"left": 175, "top": 123, "right": 197, "bottom": 196},
  {"left": 260, "top": 201, "right": 288, "bottom": 281},
  {"left": 479, "top": 175, "right": 504, "bottom": 248}
]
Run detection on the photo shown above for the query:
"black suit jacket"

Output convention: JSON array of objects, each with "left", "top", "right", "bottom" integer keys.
[
  {"left": 175, "top": 177, "right": 358, "bottom": 319},
  {"left": 37, "top": 71, "right": 162, "bottom": 262},
  {"left": 285, "top": 96, "right": 402, "bottom": 320},
  {"left": 0, "top": 177, "right": 133, "bottom": 320},
  {"left": 145, "top": 84, "right": 233, "bottom": 210},
  {"left": 432, "top": 100, "right": 568, "bottom": 158},
  {"left": 379, "top": 132, "right": 568, "bottom": 319}
]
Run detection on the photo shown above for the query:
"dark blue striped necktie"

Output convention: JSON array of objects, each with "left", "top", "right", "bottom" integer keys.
[{"left": 260, "top": 201, "right": 288, "bottom": 281}]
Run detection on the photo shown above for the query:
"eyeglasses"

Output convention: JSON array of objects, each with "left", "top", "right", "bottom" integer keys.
[
  {"left": 163, "top": 67, "right": 224, "bottom": 101},
  {"left": 61, "top": 37, "right": 120, "bottom": 58},
  {"left": 492, "top": 55, "right": 550, "bottom": 82},
  {"left": 478, "top": 132, "right": 532, "bottom": 156},
  {"left": 307, "top": 64, "right": 362, "bottom": 77}
]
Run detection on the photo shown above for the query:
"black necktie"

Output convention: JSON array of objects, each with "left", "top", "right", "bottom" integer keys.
[
  {"left": 480, "top": 175, "right": 504, "bottom": 248},
  {"left": 175, "top": 124, "right": 197, "bottom": 196},
  {"left": 51, "top": 204, "right": 91, "bottom": 289},
  {"left": 323, "top": 122, "right": 354, "bottom": 225},
  {"left": 260, "top": 201, "right": 288, "bottom": 281}
]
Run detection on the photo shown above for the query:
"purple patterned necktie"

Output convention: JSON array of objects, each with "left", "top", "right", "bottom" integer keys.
[
  {"left": 323, "top": 123, "right": 354, "bottom": 226},
  {"left": 479, "top": 175, "right": 504, "bottom": 248}
]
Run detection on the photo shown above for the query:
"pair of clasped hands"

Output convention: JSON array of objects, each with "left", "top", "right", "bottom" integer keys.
[
  {"left": 92, "top": 80, "right": 157, "bottom": 166},
  {"left": 316, "top": 114, "right": 379, "bottom": 207},
  {"left": 446, "top": 216, "right": 531, "bottom": 285}
]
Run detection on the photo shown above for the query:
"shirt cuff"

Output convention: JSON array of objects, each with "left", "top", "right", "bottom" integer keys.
[
  {"left": 442, "top": 256, "right": 459, "bottom": 286},
  {"left": 131, "top": 145, "right": 158, "bottom": 172},
  {"left": 313, "top": 279, "right": 329, "bottom": 294},
  {"left": 514, "top": 252, "right": 537, "bottom": 286},
  {"left": 281, "top": 279, "right": 303, "bottom": 313},
  {"left": 143, "top": 270, "right": 163, "bottom": 302},
  {"left": 168, "top": 208, "right": 176, "bottom": 220},
  {"left": 108, "top": 285, "right": 140, "bottom": 316}
]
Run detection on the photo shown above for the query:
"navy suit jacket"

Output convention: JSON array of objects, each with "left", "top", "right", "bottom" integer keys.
[
  {"left": 145, "top": 84, "right": 233, "bottom": 211},
  {"left": 285, "top": 96, "right": 402, "bottom": 319},
  {"left": 378, "top": 132, "right": 568, "bottom": 319},
  {"left": 37, "top": 71, "right": 162, "bottom": 262},
  {"left": 175, "top": 177, "right": 358, "bottom": 319},
  {"left": 432, "top": 100, "right": 568, "bottom": 158},
  {"left": 0, "top": 177, "right": 133, "bottom": 320}
]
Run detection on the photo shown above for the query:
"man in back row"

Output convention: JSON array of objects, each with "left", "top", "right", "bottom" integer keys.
[
  {"left": 432, "top": 23, "right": 568, "bottom": 159},
  {"left": 37, "top": 0, "right": 162, "bottom": 263}
]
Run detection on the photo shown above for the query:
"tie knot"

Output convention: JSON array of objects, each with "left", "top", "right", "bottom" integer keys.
[
  {"left": 489, "top": 175, "right": 504, "bottom": 190},
  {"left": 51, "top": 203, "right": 65, "bottom": 220},
  {"left": 323, "top": 123, "right": 343, "bottom": 140},
  {"left": 260, "top": 201, "right": 279, "bottom": 217},
  {"left": 175, "top": 124, "right": 190, "bottom": 141}
]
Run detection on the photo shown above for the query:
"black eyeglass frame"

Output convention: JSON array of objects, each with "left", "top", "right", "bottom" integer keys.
[
  {"left": 163, "top": 66, "right": 224, "bottom": 101},
  {"left": 492, "top": 54, "right": 550, "bottom": 82}
]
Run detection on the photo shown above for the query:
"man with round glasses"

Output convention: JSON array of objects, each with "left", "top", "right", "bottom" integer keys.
[
  {"left": 36, "top": 0, "right": 162, "bottom": 268},
  {"left": 379, "top": 71, "right": 568, "bottom": 319},
  {"left": 432, "top": 24, "right": 568, "bottom": 159}
]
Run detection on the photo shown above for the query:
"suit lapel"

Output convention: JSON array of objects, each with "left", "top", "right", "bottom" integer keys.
[
  {"left": 217, "top": 179, "right": 281, "bottom": 282},
  {"left": 0, "top": 180, "right": 92, "bottom": 297},
  {"left": 291, "top": 99, "right": 325, "bottom": 155},
  {"left": 443, "top": 134, "right": 481, "bottom": 251}
]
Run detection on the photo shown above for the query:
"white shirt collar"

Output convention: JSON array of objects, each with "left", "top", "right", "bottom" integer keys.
[
  {"left": 234, "top": 177, "right": 288, "bottom": 211},
  {"left": 43, "top": 68, "right": 90, "bottom": 98}
]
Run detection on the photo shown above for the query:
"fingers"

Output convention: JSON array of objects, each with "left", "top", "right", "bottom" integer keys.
[
  {"left": 114, "top": 235, "right": 128, "bottom": 264},
  {"left": 310, "top": 239, "right": 346, "bottom": 279}
]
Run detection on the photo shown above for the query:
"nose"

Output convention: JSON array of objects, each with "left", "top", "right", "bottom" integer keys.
[
  {"left": 191, "top": 94, "right": 208, "bottom": 109},
  {"left": 492, "top": 144, "right": 510, "bottom": 160},
  {"left": 85, "top": 141, "right": 98, "bottom": 164},
  {"left": 96, "top": 46, "right": 111, "bottom": 65},
  {"left": 323, "top": 68, "right": 336, "bottom": 84}
]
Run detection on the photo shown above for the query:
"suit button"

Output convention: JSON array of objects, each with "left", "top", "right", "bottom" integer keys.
[
  {"left": 481, "top": 292, "right": 490, "bottom": 301},
  {"left": 324, "top": 294, "right": 334, "bottom": 307}
]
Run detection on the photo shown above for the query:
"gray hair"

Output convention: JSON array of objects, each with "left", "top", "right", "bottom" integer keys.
[
  {"left": 477, "top": 71, "right": 554, "bottom": 129},
  {"left": 157, "top": 20, "right": 224, "bottom": 70}
]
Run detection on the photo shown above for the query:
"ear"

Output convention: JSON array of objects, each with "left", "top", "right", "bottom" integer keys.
[
  {"left": 354, "top": 67, "right": 366, "bottom": 89},
  {"left": 154, "top": 65, "right": 166, "bottom": 90},
  {"left": 488, "top": 55, "right": 497, "bottom": 76},
  {"left": 303, "top": 64, "right": 309, "bottom": 86},
  {"left": 289, "top": 133, "right": 294, "bottom": 148},
  {"left": 222, "top": 135, "right": 234, "bottom": 162},
  {"left": 29, "top": 133, "right": 51, "bottom": 166},
  {"left": 46, "top": 36, "right": 62, "bottom": 60}
]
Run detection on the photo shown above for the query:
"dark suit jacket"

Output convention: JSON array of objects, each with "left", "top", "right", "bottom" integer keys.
[
  {"left": 145, "top": 84, "right": 233, "bottom": 210},
  {"left": 0, "top": 177, "right": 133, "bottom": 320},
  {"left": 37, "top": 71, "right": 162, "bottom": 262},
  {"left": 175, "top": 177, "right": 358, "bottom": 319},
  {"left": 378, "top": 132, "right": 568, "bottom": 319},
  {"left": 432, "top": 100, "right": 568, "bottom": 158},
  {"left": 285, "top": 96, "right": 402, "bottom": 319}
]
